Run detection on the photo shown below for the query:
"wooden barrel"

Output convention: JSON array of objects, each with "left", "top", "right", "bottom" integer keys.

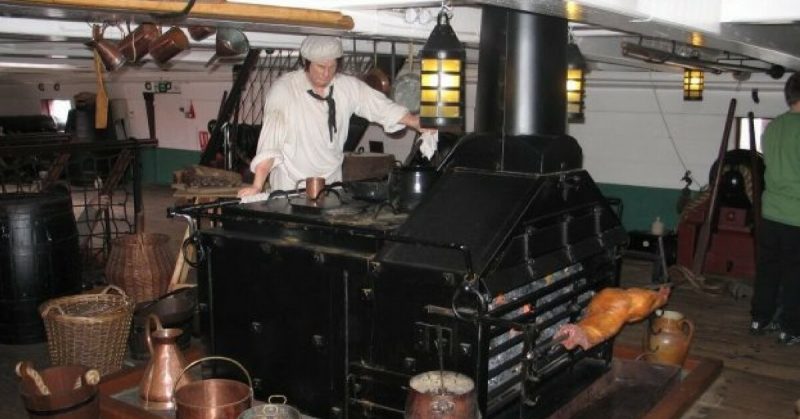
[{"left": 0, "top": 192, "right": 82, "bottom": 344}]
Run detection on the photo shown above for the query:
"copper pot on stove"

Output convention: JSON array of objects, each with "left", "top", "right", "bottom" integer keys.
[
  {"left": 405, "top": 371, "right": 479, "bottom": 419},
  {"left": 117, "top": 23, "right": 159, "bottom": 62}
]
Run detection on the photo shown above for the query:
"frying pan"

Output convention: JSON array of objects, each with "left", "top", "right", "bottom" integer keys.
[
  {"left": 361, "top": 41, "right": 390, "bottom": 95},
  {"left": 344, "top": 178, "right": 388, "bottom": 202}
]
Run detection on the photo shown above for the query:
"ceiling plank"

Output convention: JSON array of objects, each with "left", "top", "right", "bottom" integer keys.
[{"left": 2, "top": 0, "right": 354, "bottom": 30}]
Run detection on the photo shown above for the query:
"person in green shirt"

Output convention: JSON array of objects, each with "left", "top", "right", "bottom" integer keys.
[{"left": 750, "top": 72, "right": 800, "bottom": 345}]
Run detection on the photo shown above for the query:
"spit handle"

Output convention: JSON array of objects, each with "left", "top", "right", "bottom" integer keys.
[{"left": 167, "top": 198, "right": 239, "bottom": 218}]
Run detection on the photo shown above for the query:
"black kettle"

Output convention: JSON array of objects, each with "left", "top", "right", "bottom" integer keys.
[{"left": 388, "top": 164, "right": 437, "bottom": 212}]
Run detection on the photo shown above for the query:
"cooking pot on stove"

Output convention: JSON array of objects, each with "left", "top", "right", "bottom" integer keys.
[
  {"left": 388, "top": 165, "right": 437, "bottom": 212},
  {"left": 344, "top": 179, "right": 388, "bottom": 202}
]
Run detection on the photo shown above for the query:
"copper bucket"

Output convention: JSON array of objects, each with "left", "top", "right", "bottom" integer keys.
[
  {"left": 173, "top": 356, "right": 252, "bottom": 419},
  {"left": 149, "top": 27, "right": 190, "bottom": 65},
  {"left": 405, "top": 371, "right": 479, "bottom": 419},
  {"left": 117, "top": 23, "right": 159, "bottom": 62},
  {"left": 16, "top": 362, "right": 101, "bottom": 419}
]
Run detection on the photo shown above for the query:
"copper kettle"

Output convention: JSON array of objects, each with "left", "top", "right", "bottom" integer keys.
[{"left": 139, "top": 314, "right": 189, "bottom": 410}]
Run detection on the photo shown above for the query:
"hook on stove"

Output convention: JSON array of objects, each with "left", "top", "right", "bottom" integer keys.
[
  {"left": 181, "top": 232, "right": 206, "bottom": 268},
  {"left": 450, "top": 279, "right": 486, "bottom": 322}
]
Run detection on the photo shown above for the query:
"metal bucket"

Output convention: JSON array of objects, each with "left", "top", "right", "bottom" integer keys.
[
  {"left": 405, "top": 371, "right": 479, "bottom": 419},
  {"left": 173, "top": 356, "right": 252, "bottom": 419},
  {"left": 238, "top": 395, "right": 302, "bottom": 419}
]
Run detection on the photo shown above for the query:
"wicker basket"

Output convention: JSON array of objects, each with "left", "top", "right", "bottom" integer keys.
[
  {"left": 39, "top": 285, "right": 134, "bottom": 376},
  {"left": 105, "top": 233, "right": 174, "bottom": 304}
]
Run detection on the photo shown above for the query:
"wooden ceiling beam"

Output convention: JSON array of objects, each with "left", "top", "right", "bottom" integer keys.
[{"left": 3, "top": 0, "right": 354, "bottom": 30}]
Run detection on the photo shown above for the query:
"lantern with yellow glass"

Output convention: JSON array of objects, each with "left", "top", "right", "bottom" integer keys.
[
  {"left": 683, "top": 68, "right": 704, "bottom": 101},
  {"left": 419, "top": 11, "right": 465, "bottom": 129},
  {"left": 566, "top": 43, "right": 586, "bottom": 123}
]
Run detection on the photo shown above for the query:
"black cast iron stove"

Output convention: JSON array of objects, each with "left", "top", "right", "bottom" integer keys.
[{"left": 175, "top": 6, "right": 628, "bottom": 419}]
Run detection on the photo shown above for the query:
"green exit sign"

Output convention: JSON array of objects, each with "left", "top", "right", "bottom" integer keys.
[{"left": 144, "top": 81, "right": 180, "bottom": 94}]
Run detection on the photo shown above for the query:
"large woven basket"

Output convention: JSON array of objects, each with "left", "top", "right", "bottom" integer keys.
[
  {"left": 105, "top": 233, "right": 173, "bottom": 304},
  {"left": 39, "top": 285, "right": 134, "bottom": 376}
]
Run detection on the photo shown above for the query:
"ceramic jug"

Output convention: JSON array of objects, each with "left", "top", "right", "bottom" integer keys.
[
  {"left": 642, "top": 310, "right": 695, "bottom": 367},
  {"left": 139, "top": 314, "right": 188, "bottom": 409}
]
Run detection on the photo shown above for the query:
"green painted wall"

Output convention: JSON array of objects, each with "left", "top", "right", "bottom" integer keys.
[
  {"left": 598, "top": 183, "right": 683, "bottom": 232},
  {"left": 140, "top": 147, "right": 202, "bottom": 185},
  {"left": 139, "top": 149, "right": 682, "bottom": 233}
]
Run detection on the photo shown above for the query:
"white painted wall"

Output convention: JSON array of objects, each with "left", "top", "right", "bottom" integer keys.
[
  {"left": 571, "top": 71, "right": 787, "bottom": 190},
  {"left": 113, "top": 80, "right": 230, "bottom": 149}
]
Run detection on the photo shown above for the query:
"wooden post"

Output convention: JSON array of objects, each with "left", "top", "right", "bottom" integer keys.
[{"left": 690, "top": 98, "right": 737, "bottom": 276}]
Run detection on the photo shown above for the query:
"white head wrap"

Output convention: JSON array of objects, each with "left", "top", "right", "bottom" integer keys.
[{"left": 299, "top": 36, "right": 343, "bottom": 62}]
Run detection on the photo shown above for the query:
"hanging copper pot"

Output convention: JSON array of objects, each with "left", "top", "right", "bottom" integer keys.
[
  {"left": 149, "top": 27, "right": 190, "bottom": 65},
  {"left": 118, "top": 23, "right": 159, "bottom": 62},
  {"left": 188, "top": 25, "right": 216, "bottom": 41},
  {"left": 87, "top": 39, "right": 126, "bottom": 72},
  {"left": 361, "top": 41, "right": 391, "bottom": 95},
  {"left": 362, "top": 68, "right": 391, "bottom": 95}
]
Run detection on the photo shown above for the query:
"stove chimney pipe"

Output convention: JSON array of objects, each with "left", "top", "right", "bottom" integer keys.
[{"left": 475, "top": 7, "right": 568, "bottom": 136}]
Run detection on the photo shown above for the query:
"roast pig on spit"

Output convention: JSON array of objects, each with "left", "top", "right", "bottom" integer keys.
[{"left": 556, "top": 286, "right": 671, "bottom": 350}]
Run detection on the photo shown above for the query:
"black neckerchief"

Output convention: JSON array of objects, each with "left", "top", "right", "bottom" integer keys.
[{"left": 307, "top": 85, "right": 336, "bottom": 143}]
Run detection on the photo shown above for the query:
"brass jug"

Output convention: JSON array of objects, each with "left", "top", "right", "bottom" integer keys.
[
  {"left": 642, "top": 310, "right": 695, "bottom": 367},
  {"left": 139, "top": 314, "right": 189, "bottom": 410}
]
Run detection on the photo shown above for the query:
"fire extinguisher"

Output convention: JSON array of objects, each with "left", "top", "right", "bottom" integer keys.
[{"left": 185, "top": 100, "right": 196, "bottom": 119}]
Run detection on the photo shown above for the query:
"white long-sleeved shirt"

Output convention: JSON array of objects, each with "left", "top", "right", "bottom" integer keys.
[{"left": 250, "top": 69, "right": 409, "bottom": 191}]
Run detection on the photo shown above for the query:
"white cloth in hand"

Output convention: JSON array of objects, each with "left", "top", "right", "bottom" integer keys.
[{"left": 419, "top": 131, "right": 438, "bottom": 160}]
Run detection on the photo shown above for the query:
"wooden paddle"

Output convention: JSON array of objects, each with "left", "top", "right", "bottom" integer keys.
[{"left": 93, "top": 50, "right": 109, "bottom": 129}]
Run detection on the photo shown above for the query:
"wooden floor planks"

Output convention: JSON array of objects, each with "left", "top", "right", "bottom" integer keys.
[{"left": 618, "top": 259, "right": 800, "bottom": 419}]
